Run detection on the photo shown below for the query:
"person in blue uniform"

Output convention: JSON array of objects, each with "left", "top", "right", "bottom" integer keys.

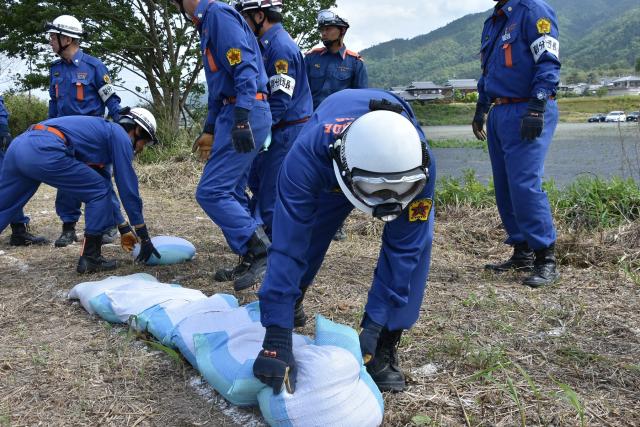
[
  {"left": 230, "top": 0, "right": 313, "bottom": 240},
  {"left": 472, "top": 0, "right": 561, "bottom": 287},
  {"left": 0, "top": 109, "right": 160, "bottom": 273},
  {"left": 172, "top": 0, "right": 272, "bottom": 292},
  {"left": 0, "top": 95, "right": 47, "bottom": 246},
  {"left": 304, "top": 9, "right": 368, "bottom": 242},
  {"left": 252, "top": 89, "right": 436, "bottom": 394},
  {"left": 46, "top": 15, "right": 125, "bottom": 248}
]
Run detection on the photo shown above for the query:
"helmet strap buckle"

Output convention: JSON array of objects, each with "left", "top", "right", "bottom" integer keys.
[{"left": 372, "top": 203, "right": 403, "bottom": 222}]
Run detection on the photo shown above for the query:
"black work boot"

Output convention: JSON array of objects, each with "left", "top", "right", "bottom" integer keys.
[
  {"left": 77, "top": 233, "right": 118, "bottom": 274},
  {"left": 214, "top": 256, "right": 250, "bottom": 282},
  {"left": 55, "top": 222, "right": 78, "bottom": 247},
  {"left": 366, "top": 329, "right": 406, "bottom": 392},
  {"left": 485, "top": 242, "right": 534, "bottom": 272},
  {"left": 233, "top": 227, "right": 271, "bottom": 291},
  {"left": 523, "top": 244, "right": 559, "bottom": 288},
  {"left": 9, "top": 223, "right": 48, "bottom": 246},
  {"left": 101, "top": 226, "right": 118, "bottom": 245},
  {"left": 293, "top": 287, "right": 309, "bottom": 328}
]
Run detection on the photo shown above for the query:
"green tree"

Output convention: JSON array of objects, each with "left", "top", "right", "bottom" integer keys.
[
  {"left": 0, "top": 0, "right": 334, "bottom": 131},
  {"left": 635, "top": 57, "right": 640, "bottom": 72}
]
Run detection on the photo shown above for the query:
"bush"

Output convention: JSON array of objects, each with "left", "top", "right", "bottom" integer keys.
[
  {"left": 2, "top": 93, "right": 48, "bottom": 135},
  {"left": 550, "top": 176, "right": 640, "bottom": 230},
  {"left": 136, "top": 127, "right": 197, "bottom": 164},
  {"left": 435, "top": 169, "right": 495, "bottom": 209}
]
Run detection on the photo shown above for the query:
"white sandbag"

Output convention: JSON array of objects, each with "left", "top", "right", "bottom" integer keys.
[
  {"left": 257, "top": 315, "right": 384, "bottom": 427},
  {"left": 68, "top": 273, "right": 158, "bottom": 314},
  {"left": 137, "top": 294, "right": 238, "bottom": 345},
  {"left": 132, "top": 235, "right": 196, "bottom": 266},
  {"left": 193, "top": 314, "right": 309, "bottom": 407},
  {"left": 169, "top": 301, "right": 262, "bottom": 369},
  {"left": 90, "top": 281, "right": 206, "bottom": 324}
]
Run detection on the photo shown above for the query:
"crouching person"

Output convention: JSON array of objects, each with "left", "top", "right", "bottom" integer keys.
[
  {"left": 253, "top": 88, "right": 436, "bottom": 393},
  {"left": 0, "top": 108, "right": 160, "bottom": 273}
]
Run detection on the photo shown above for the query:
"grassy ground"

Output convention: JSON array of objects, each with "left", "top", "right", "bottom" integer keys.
[
  {"left": 1, "top": 161, "right": 639, "bottom": 426},
  {"left": 414, "top": 96, "right": 640, "bottom": 126}
]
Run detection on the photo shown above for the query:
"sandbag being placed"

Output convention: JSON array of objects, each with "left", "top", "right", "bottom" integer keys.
[
  {"left": 68, "top": 273, "right": 158, "bottom": 314},
  {"left": 257, "top": 315, "right": 384, "bottom": 427},
  {"left": 89, "top": 281, "right": 207, "bottom": 324},
  {"left": 136, "top": 294, "right": 239, "bottom": 345},
  {"left": 193, "top": 312, "right": 310, "bottom": 407},
  {"left": 132, "top": 235, "right": 196, "bottom": 266}
]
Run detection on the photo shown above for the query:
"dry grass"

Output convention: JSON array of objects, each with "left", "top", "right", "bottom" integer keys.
[{"left": 1, "top": 160, "right": 639, "bottom": 426}]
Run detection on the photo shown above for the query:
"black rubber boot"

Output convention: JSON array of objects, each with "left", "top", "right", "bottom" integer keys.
[
  {"left": 9, "top": 223, "right": 48, "bottom": 246},
  {"left": 485, "top": 242, "right": 534, "bottom": 272},
  {"left": 101, "top": 226, "right": 118, "bottom": 245},
  {"left": 293, "top": 287, "right": 309, "bottom": 328},
  {"left": 366, "top": 329, "right": 406, "bottom": 392},
  {"left": 55, "top": 222, "right": 78, "bottom": 248},
  {"left": 332, "top": 226, "right": 347, "bottom": 241},
  {"left": 77, "top": 233, "right": 117, "bottom": 274},
  {"left": 233, "top": 227, "right": 271, "bottom": 291},
  {"left": 523, "top": 244, "right": 560, "bottom": 288}
]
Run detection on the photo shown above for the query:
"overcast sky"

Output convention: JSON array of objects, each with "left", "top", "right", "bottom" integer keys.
[
  {"left": 335, "top": 0, "right": 491, "bottom": 52},
  {"left": 1, "top": 1, "right": 493, "bottom": 104}
]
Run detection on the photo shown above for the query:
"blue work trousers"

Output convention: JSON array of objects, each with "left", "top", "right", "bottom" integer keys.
[
  {"left": 195, "top": 102, "right": 272, "bottom": 254},
  {"left": 0, "top": 131, "right": 115, "bottom": 235},
  {"left": 486, "top": 100, "right": 558, "bottom": 250},
  {"left": 56, "top": 165, "right": 124, "bottom": 226},
  {"left": 0, "top": 149, "right": 29, "bottom": 224},
  {"left": 248, "top": 122, "right": 306, "bottom": 239}
]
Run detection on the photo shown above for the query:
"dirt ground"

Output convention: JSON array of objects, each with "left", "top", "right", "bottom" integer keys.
[{"left": 1, "top": 161, "right": 639, "bottom": 426}]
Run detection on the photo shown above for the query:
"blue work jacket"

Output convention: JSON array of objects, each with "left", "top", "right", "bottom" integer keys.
[
  {"left": 39, "top": 116, "right": 144, "bottom": 225},
  {"left": 194, "top": 0, "right": 269, "bottom": 128},
  {"left": 48, "top": 49, "right": 122, "bottom": 120},
  {"left": 477, "top": 0, "right": 561, "bottom": 104},
  {"left": 259, "top": 23, "right": 313, "bottom": 126},
  {"left": 304, "top": 45, "right": 368, "bottom": 109}
]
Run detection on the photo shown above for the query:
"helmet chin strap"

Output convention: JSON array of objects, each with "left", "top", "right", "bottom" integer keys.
[
  {"left": 54, "top": 33, "right": 72, "bottom": 57},
  {"left": 249, "top": 12, "right": 265, "bottom": 36}
]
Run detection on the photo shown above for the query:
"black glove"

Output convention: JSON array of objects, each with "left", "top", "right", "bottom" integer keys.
[
  {"left": 231, "top": 107, "right": 255, "bottom": 153},
  {"left": 521, "top": 98, "right": 546, "bottom": 141},
  {"left": 471, "top": 103, "right": 489, "bottom": 141},
  {"left": 359, "top": 314, "right": 383, "bottom": 364},
  {"left": 253, "top": 326, "right": 296, "bottom": 394},
  {"left": 134, "top": 224, "right": 160, "bottom": 263},
  {"left": 0, "top": 124, "right": 12, "bottom": 152}
]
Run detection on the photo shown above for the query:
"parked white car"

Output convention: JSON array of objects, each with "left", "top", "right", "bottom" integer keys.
[{"left": 605, "top": 111, "right": 627, "bottom": 122}]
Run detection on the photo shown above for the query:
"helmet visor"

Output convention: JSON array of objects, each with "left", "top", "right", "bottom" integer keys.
[
  {"left": 351, "top": 167, "right": 427, "bottom": 208},
  {"left": 317, "top": 10, "right": 346, "bottom": 27}
]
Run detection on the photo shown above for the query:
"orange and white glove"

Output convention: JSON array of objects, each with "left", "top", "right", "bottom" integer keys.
[{"left": 118, "top": 223, "right": 139, "bottom": 253}]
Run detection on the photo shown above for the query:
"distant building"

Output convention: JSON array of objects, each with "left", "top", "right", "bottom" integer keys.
[
  {"left": 442, "top": 79, "right": 478, "bottom": 98},
  {"left": 607, "top": 76, "right": 640, "bottom": 96}
]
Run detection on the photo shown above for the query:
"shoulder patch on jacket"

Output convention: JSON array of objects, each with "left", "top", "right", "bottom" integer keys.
[{"left": 408, "top": 199, "right": 432, "bottom": 222}]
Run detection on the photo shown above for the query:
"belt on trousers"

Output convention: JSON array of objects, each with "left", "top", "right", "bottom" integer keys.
[
  {"left": 492, "top": 95, "right": 556, "bottom": 105},
  {"left": 272, "top": 116, "right": 310, "bottom": 130},
  {"left": 223, "top": 92, "right": 268, "bottom": 106},
  {"left": 30, "top": 124, "right": 68, "bottom": 145}
]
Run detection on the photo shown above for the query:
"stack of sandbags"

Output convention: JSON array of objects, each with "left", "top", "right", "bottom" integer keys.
[
  {"left": 137, "top": 294, "right": 239, "bottom": 345},
  {"left": 68, "top": 273, "right": 158, "bottom": 314}
]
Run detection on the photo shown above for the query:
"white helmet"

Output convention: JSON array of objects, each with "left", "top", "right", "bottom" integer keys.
[
  {"left": 232, "top": 0, "right": 284, "bottom": 13},
  {"left": 119, "top": 107, "right": 158, "bottom": 145},
  {"left": 331, "top": 110, "right": 429, "bottom": 221},
  {"left": 46, "top": 15, "right": 85, "bottom": 39}
]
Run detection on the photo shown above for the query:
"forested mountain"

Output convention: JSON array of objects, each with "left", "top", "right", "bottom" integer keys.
[{"left": 361, "top": 0, "right": 640, "bottom": 87}]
